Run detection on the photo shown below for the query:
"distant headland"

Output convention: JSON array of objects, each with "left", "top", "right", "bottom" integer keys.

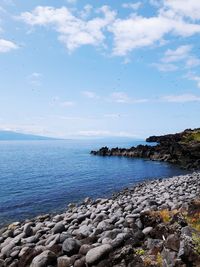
[
  {"left": 0, "top": 131, "right": 57, "bottom": 141},
  {"left": 91, "top": 128, "right": 200, "bottom": 170}
]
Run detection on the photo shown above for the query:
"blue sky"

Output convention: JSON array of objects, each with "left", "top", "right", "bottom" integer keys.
[{"left": 0, "top": 0, "right": 200, "bottom": 138}]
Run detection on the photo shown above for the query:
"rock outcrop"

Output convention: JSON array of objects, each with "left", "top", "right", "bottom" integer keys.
[{"left": 91, "top": 128, "right": 200, "bottom": 170}]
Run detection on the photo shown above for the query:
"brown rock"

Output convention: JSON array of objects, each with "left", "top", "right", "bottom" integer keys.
[{"left": 57, "top": 256, "right": 71, "bottom": 267}]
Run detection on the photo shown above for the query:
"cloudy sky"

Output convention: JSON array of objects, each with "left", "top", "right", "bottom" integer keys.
[{"left": 0, "top": 0, "right": 200, "bottom": 138}]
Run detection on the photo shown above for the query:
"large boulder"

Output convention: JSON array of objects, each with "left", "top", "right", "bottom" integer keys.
[
  {"left": 86, "top": 244, "right": 112, "bottom": 265},
  {"left": 23, "top": 223, "right": 33, "bottom": 237},
  {"left": 30, "top": 250, "right": 57, "bottom": 267},
  {"left": 52, "top": 222, "right": 65, "bottom": 234},
  {"left": 62, "top": 238, "right": 81, "bottom": 256}
]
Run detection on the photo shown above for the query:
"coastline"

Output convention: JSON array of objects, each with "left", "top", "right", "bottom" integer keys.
[
  {"left": 91, "top": 128, "right": 200, "bottom": 170},
  {"left": 1, "top": 172, "right": 200, "bottom": 266}
]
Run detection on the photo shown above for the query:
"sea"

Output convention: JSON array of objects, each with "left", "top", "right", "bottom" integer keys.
[{"left": 0, "top": 139, "right": 188, "bottom": 226}]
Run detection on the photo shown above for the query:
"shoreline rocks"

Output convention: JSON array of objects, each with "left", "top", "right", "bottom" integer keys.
[
  {"left": 1, "top": 172, "right": 200, "bottom": 266},
  {"left": 91, "top": 128, "right": 200, "bottom": 170}
]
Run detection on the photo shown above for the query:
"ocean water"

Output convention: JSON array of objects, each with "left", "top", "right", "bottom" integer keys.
[{"left": 0, "top": 139, "right": 188, "bottom": 226}]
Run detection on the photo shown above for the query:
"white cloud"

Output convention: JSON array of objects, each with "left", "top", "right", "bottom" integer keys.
[
  {"left": 19, "top": 3, "right": 200, "bottom": 57},
  {"left": 154, "top": 45, "right": 200, "bottom": 72},
  {"left": 104, "top": 114, "right": 121, "bottom": 119},
  {"left": 186, "top": 57, "right": 200, "bottom": 68},
  {"left": 188, "top": 75, "right": 200, "bottom": 88},
  {"left": 77, "top": 130, "right": 137, "bottom": 138},
  {"left": 122, "top": 2, "right": 142, "bottom": 11},
  {"left": 163, "top": 0, "right": 200, "bottom": 21},
  {"left": 28, "top": 72, "right": 42, "bottom": 86},
  {"left": 60, "top": 101, "right": 75, "bottom": 107},
  {"left": 20, "top": 5, "right": 116, "bottom": 52},
  {"left": 79, "top": 5, "right": 93, "bottom": 19},
  {"left": 50, "top": 97, "right": 75, "bottom": 107},
  {"left": 82, "top": 91, "right": 99, "bottom": 99},
  {"left": 149, "top": 0, "right": 162, "bottom": 7},
  {"left": 109, "top": 14, "right": 200, "bottom": 56},
  {"left": 152, "top": 62, "right": 178, "bottom": 72},
  {"left": 0, "top": 39, "right": 18, "bottom": 53},
  {"left": 31, "top": 72, "right": 42, "bottom": 78},
  {"left": 162, "top": 94, "right": 200, "bottom": 103},
  {"left": 111, "top": 91, "right": 148, "bottom": 103},
  {"left": 162, "top": 45, "right": 192, "bottom": 63},
  {"left": 111, "top": 92, "right": 131, "bottom": 103}
]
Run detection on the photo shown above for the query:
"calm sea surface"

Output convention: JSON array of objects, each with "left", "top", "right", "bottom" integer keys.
[{"left": 0, "top": 140, "right": 188, "bottom": 226}]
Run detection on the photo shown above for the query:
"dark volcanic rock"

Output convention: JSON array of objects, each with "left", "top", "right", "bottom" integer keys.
[
  {"left": 62, "top": 238, "right": 81, "bottom": 256},
  {"left": 91, "top": 128, "right": 200, "bottom": 170}
]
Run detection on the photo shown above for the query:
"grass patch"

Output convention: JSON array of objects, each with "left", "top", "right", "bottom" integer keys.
[
  {"left": 186, "top": 212, "right": 200, "bottom": 232},
  {"left": 151, "top": 209, "right": 179, "bottom": 223},
  {"left": 182, "top": 131, "right": 200, "bottom": 142},
  {"left": 156, "top": 252, "right": 163, "bottom": 266},
  {"left": 192, "top": 233, "right": 200, "bottom": 255},
  {"left": 135, "top": 248, "right": 145, "bottom": 256}
]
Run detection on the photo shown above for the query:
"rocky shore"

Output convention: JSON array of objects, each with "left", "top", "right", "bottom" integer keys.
[
  {"left": 1, "top": 172, "right": 200, "bottom": 266},
  {"left": 91, "top": 128, "right": 200, "bottom": 170}
]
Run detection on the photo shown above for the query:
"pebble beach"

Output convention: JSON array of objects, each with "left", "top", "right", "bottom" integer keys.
[{"left": 1, "top": 172, "right": 200, "bottom": 266}]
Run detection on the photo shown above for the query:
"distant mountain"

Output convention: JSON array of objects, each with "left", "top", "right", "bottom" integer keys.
[{"left": 0, "top": 131, "right": 57, "bottom": 141}]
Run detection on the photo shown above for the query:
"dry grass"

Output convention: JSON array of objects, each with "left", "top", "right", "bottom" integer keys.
[
  {"left": 186, "top": 212, "right": 200, "bottom": 232},
  {"left": 151, "top": 209, "right": 179, "bottom": 223}
]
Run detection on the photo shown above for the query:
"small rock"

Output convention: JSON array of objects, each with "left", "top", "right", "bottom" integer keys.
[{"left": 142, "top": 227, "right": 153, "bottom": 235}]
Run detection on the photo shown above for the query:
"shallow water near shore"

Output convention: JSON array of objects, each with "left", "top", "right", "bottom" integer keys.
[{"left": 0, "top": 139, "right": 188, "bottom": 226}]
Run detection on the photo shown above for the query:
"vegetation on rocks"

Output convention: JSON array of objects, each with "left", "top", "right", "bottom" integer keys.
[{"left": 182, "top": 130, "right": 200, "bottom": 143}]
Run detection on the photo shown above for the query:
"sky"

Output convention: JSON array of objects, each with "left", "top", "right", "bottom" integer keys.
[{"left": 0, "top": 0, "right": 200, "bottom": 139}]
